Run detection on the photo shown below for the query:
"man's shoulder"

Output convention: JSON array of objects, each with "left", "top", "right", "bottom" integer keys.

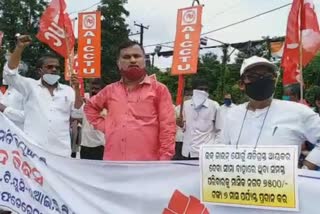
[
  {"left": 59, "top": 83, "right": 74, "bottom": 91},
  {"left": 273, "top": 99, "right": 315, "bottom": 115},
  {"left": 152, "top": 79, "right": 169, "bottom": 90},
  {"left": 228, "top": 102, "right": 247, "bottom": 115},
  {"left": 207, "top": 99, "right": 220, "bottom": 108}
]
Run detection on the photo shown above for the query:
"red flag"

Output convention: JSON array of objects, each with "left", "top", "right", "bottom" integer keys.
[
  {"left": 36, "top": 0, "right": 75, "bottom": 58},
  {"left": 281, "top": 0, "right": 320, "bottom": 85},
  {"left": 176, "top": 75, "right": 185, "bottom": 106},
  {"left": 301, "top": 0, "right": 320, "bottom": 64}
]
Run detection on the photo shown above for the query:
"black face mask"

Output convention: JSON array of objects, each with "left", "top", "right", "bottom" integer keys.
[{"left": 245, "top": 78, "right": 275, "bottom": 101}]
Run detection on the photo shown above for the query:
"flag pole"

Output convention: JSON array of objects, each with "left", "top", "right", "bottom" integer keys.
[
  {"left": 299, "top": 12, "right": 304, "bottom": 102},
  {"left": 178, "top": 0, "right": 200, "bottom": 118},
  {"left": 178, "top": 75, "right": 185, "bottom": 119}
]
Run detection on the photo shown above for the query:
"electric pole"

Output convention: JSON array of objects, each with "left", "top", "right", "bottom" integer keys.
[{"left": 134, "top": 22, "right": 149, "bottom": 46}]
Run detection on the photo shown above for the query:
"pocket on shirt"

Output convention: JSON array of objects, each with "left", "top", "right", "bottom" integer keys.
[
  {"left": 271, "top": 126, "right": 302, "bottom": 145},
  {"left": 130, "top": 100, "right": 156, "bottom": 119}
]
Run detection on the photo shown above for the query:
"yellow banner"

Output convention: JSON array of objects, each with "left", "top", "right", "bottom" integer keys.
[{"left": 200, "top": 145, "right": 299, "bottom": 211}]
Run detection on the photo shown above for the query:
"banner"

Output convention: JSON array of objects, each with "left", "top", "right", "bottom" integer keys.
[
  {"left": 0, "top": 113, "right": 320, "bottom": 214},
  {"left": 171, "top": 6, "right": 203, "bottom": 75},
  {"left": 201, "top": 145, "right": 299, "bottom": 211},
  {"left": 78, "top": 11, "right": 101, "bottom": 78}
]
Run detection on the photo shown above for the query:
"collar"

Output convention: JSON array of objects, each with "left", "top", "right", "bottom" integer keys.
[
  {"left": 37, "top": 79, "right": 63, "bottom": 90},
  {"left": 120, "top": 75, "right": 152, "bottom": 85}
]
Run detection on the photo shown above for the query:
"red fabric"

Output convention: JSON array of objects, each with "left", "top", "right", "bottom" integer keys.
[
  {"left": 282, "top": 0, "right": 320, "bottom": 85},
  {"left": 281, "top": 0, "right": 302, "bottom": 85},
  {"left": 36, "top": 0, "right": 75, "bottom": 58},
  {"left": 163, "top": 190, "right": 209, "bottom": 214},
  {"left": 301, "top": 0, "right": 320, "bottom": 65},
  {"left": 176, "top": 75, "right": 185, "bottom": 105}
]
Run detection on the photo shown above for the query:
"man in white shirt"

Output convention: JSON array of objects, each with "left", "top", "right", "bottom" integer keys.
[
  {"left": 181, "top": 79, "right": 220, "bottom": 160},
  {"left": 215, "top": 93, "right": 236, "bottom": 133},
  {"left": 173, "top": 87, "right": 192, "bottom": 160},
  {"left": 80, "top": 79, "right": 106, "bottom": 160},
  {"left": 3, "top": 35, "right": 83, "bottom": 157},
  {"left": 0, "top": 78, "right": 25, "bottom": 130},
  {"left": 220, "top": 56, "right": 320, "bottom": 169}
]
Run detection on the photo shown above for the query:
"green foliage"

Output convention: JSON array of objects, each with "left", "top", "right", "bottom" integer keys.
[
  {"left": 99, "top": 0, "right": 130, "bottom": 84},
  {"left": 0, "top": 0, "right": 50, "bottom": 80}
]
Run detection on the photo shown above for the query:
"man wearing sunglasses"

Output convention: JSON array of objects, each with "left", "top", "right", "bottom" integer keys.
[
  {"left": 219, "top": 56, "right": 320, "bottom": 169},
  {"left": 3, "top": 35, "right": 83, "bottom": 157}
]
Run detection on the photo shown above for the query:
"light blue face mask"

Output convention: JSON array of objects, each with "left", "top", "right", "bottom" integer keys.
[{"left": 282, "top": 95, "right": 291, "bottom": 101}]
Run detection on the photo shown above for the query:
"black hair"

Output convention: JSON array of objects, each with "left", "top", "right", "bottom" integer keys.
[
  {"left": 117, "top": 40, "right": 145, "bottom": 59},
  {"left": 35, "top": 54, "right": 59, "bottom": 69},
  {"left": 192, "top": 78, "right": 209, "bottom": 90}
]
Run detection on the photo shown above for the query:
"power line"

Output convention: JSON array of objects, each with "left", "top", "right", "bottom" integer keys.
[
  {"left": 69, "top": 1, "right": 101, "bottom": 15},
  {"left": 202, "top": 3, "right": 291, "bottom": 36},
  {"left": 144, "top": 2, "right": 291, "bottom": 48}
]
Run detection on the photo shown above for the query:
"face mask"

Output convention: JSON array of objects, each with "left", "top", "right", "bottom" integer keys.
[
  {"left": 121, "top": 67, "right": 146, "bottom": 81},
  {"left": 43, "top": 74, "right": 60, "bottom": 85},
  {"left": 224, "top": 98, "right": 232, "bottom": 106},
  {"left": 192, "top": 89, "right": 209, "bottom": 109},
  {"left": 245, "top": 78, "right": 275, "bottom": 101},
  {"left": 282, "top": 95, "right": 291, "bottom": 101}
]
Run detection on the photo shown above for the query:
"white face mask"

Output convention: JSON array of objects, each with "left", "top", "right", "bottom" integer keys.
[
  {"left": 43, "top": 74, "right": 60, "bottom": 85},
  {"left": 192, "top": 89, "right": 209, "bottom": 109}
]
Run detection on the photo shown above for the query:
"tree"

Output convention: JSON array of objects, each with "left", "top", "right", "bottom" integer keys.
[
  {"left": 0, "top": 0, "right": 50, "bottom": 80},
  {"left": 98, "top": 0, "right": 130, "bottom": 84}
]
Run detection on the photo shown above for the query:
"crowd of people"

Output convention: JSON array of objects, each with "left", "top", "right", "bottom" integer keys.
[{"left": 1, "top": 35, "right": 320, "bottom": 170}]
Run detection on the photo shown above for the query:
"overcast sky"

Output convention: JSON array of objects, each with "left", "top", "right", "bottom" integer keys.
[{"left": 66, "top": 0, "right": 320, "bottom": 69}]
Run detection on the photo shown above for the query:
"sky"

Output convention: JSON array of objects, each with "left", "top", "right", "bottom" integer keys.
[{"left": 66, "top": 0, "right": 320, "bottom": 70}]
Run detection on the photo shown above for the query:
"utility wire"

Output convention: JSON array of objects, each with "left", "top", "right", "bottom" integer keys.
[
  {"left": 69, "top": 1, "right": 101, "bottom": 15},
  {"left": 144, "top": 2, "right": 291, "bottom": 48}
]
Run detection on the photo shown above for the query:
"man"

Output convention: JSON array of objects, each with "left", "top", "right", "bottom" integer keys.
[
  {"left": 181, "top": 79, "right": 220, "bottom": 160},
  {"left": 173, "top": 87, "right": 192, "bottom": 160},
  {"left": 0, "top": 75, "right": 25, "bottom": 130},
  {"left": 215, "top": 93, "right": 236, "bottom": 133},
  {"left": 80, "top": 79, "right": 106, "bottom": 160},
  {"left": 283, "top": 83, "right": 309, "bottom": 106},
  {"left": 220, "top": 56, "right": 320, "bottom": 169},
  {"left": 84, "top": 40, "right": 176, "bottom": 161},
  {"left": 3, "top": 35, "right": 83, "bottom": 157}
]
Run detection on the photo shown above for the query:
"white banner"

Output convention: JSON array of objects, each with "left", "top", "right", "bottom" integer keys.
[{"left": 0, "top": 113, "right": 320, "bottom": 214}]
